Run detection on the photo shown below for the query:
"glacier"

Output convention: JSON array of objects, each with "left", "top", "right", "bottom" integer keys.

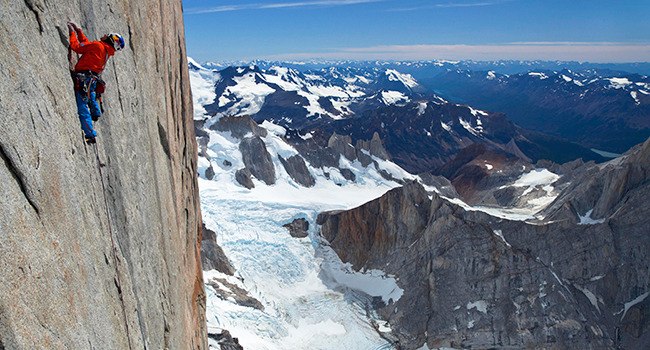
[{"left": 190, "top": 60, "right": 568, "bottom": 349}]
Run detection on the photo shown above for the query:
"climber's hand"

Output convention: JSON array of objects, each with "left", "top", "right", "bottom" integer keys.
[
  {"left": 67, "top": 22, "right": 75, "bottom": 34},
  {"left": 69, "top": 22, "right": 81, "bottom": 34}
]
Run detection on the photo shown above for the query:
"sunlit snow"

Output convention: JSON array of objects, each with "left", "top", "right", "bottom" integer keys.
[
  {"left": 380, "top": 90, "right": 408, "bottom": 105},
  {"left": 577, "top": 209, "right": 606, "bottom": 225},
  {"left": 196, "top": 118, "right": 410, "bottom": 349}
]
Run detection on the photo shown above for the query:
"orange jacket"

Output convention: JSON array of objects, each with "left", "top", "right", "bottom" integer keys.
[{"left": 70, "top": 29, "right": 116, "bottom": 74}]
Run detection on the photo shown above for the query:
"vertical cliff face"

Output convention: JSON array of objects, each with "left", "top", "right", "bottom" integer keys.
[{"left": 0, "top": 0, "right": 205, "bottom": 349}]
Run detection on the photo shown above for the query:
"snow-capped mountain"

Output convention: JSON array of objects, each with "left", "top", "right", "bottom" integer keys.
[
  {"left": 190, "top": 60, "right": 650, "bottom": 350},
  {"left": 318, "top": 99, "right": 604, "bottom": 173},
  {"left": 190, "top": 59, "right": 604, "bottom": 174},
  {"left": 188, "top": 59, "right": 428, "bottom": 129},
  {"left": 425, "top": 69, "right": 650, "bottom": 153}
]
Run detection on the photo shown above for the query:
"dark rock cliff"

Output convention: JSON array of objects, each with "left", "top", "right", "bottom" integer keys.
[
  {"left": 0, "top": 0, "right": 206, "bottom": 349},
  {"left": 319, "top": 138, "right": 650, "bottom": 349}
]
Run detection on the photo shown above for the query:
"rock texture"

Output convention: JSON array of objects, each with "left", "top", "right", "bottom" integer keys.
[
  {"left": 318, "top": 138, "right": 650, "bottom": 349},
  {"left": 283, "top": 218, "right": 310, "bottom": 238},
  {"left": 210, "top": 114, "right": 267, "bottom": 139},
  {"left": 278, "top": 154, "right": 315, "bottom": 187},
  {"left": 208, "top": 329, "right": 244, "bottom": 350},
  {"left": 240, "top": 136, "right": 276, "bottom": 186},
  {"left": 201, "top": 224, "right": 235, "bottom": 275},
  {"left": 235, "top": 167, "right": 255, "bottom": 189},
  {"left": 0, "top": 1, "right": 206, "bottom": 349},
  {"left": 436, "top": 144, "right": 534, "bottom": 205}
]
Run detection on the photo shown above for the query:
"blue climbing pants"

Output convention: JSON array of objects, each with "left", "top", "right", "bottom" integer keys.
[{"left": 75, "top": 76, "right": 101, "bottom": 138}]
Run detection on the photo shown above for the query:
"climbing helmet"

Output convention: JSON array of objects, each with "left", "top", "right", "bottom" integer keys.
[{"left": 106, "top": 33, "right": 125, "bottom": 51}]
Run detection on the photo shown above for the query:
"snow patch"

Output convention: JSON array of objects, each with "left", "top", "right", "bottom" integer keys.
[
  {"left": 381, "top": 90, "right": 408, "bottom": 105},
  {"left": 385, "top": 69, "right": 419, "bottom": 88},
  {"left": 417, "top": 102, "right": 427, "bottom": 116},
  {"left": 261, "top": 120, "right": 287, "bottom": 136},
  {"left": 574, "top": 284, "right": 601, "bottom": 313},
  {"left": 492, "top": 230, "right": 511, "bottom": 247},
  {"left": 578, "top": 209, "right": 606, "bottom": 225},
  {"left": 513, "top": 169, "right": 560, "bottom": 188},
  {"left": 459, "top": 118, "right": 481, "bottom": 136},
  {"left": 321, "top": 262, "right": 403, "bottom": 304},
  {"left": 621, "top": 292, "right": 650, "bottom": 321},
  {"left": 608, "top": 77, "right": 632, "bottom": 88},
  {"left": 529, "top": 72, "right": 548, "bottom": 79},
  {"left": 467, "top": 106, "right": 488, "bottom": 117},
  {"left": 441, "top": 121, "right": 452, "bottom": 132},
  {"left": 467, "top": 300, "right": 488, "bottom": 314}
]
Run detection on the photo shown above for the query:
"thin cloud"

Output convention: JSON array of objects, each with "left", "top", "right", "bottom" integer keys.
[
  {"left": 509, "top": 41, "right": 642, "bottom": 46},
  {"left": 185, "top": 0, "right": 382, "bottom": 14},
  {"left": 264, "top": 43, "right": 650, "bottom": 63},
  {"left": 389, "top": 0, "right": 510, "bottom": 12}
]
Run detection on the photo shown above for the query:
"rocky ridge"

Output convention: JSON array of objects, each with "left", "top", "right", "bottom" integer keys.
[
  {"left": 0, "top": 0, "right": 206, "bottom": 348},
  {"left": 318, "top": 138, "right": 650, "bottom": 349},
  {"left": 194, "top": 114, "right": 403, "bottom": 189}
]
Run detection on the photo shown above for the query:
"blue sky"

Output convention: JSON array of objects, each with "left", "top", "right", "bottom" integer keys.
[{"left": 182, "top": 0, "right": 650, "bottom": 62}]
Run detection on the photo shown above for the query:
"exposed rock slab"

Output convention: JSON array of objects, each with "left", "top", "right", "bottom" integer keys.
[
  {"left": 279, "top": 154, "right": 315, "bottom": 187},
  {"left": 239, "top": 136, "right": 276, "bottom": 185},
  {"left": 0, "top": 1, "right": 206, "bottom": 348},
  {"left": 235, "top": 168, "right": 255, "bottom": 189},
  {"left": 211, "top": 114, "right": 267, "bottom": 139},
  {"left": 201, "top": 224, "right": 235, "bottom": 275},
  {"left": 283, "top": 218, "right": 310, "bottom": 238}
]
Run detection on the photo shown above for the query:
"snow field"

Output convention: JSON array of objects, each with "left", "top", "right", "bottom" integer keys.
[
  {"left": 200, "top": 183, "right": 400, "bottom": 350},
  {"left": 197, "top": 118, "right": 411, "bottom": 349}
]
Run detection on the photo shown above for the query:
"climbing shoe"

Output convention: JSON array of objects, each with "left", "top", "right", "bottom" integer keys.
[
  {"left": 85, "top": 136, "right": 96, "bottom": 144},
  {"left": 92, "top": 115, "right": 101, "bottom": 122}
]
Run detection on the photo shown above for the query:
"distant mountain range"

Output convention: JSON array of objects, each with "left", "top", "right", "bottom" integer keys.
[
  {"left": 424, "top": 69, "right": 650, "bottom": 153},
  {"left": 190, "top": 61, "right": 429, "bottom": 129},
  {"left": 198, "top": 59, "right": 650, "bottom": 78},
  {"left": 189, "top": 59, "right": 606, "bottom": 173}
]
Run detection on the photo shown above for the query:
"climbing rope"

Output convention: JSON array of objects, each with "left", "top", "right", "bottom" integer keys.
[{"left": 92, "top": 143, "right": 134, "bottom": 350}]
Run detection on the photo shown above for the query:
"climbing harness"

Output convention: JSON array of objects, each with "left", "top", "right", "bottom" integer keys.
[
  {"left": 74, "top": 71, "right": 98, "bottom": 99},
  {"left": 91, "top": 143, "right": 134, "bottom": 350}
]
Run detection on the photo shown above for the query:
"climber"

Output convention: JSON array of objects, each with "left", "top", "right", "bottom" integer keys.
[{"left": 68, "top": 21, "right": 125, "bottom": 144}]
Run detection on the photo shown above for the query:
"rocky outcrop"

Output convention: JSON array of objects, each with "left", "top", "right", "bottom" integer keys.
[
  {"left": 205, "top": 278, "right": 264, "bottom": 312},
  {"left": 356, "top": 131, "right": 390, "bottom": 160},
  {"left": 235, "top": 168, "right": 255, "bottom": 189},
  {"left": 318, "top": 139, "right": 650, "bottom": 349},
  {"left": 201, "top": 224, "right": 235, "bottom": 275},
  {"left": 208, "top": 329, "right": 244, "bottom": 350},
  {"left": 279, "top": 155, "right": 315, "bottom": 187},
  {"left": 542, "top": 137, "right": 650, "bottom": 223},
  {"left": 435, "top": 144, "right": 534, "bottom": 205},
  {"left": 211, "top": 114, "right": 267, "bottom": 139},
  {"left": 239, "top": 136, "right": 276, "bottom": 185},
  {"left": 328, "top": 133, "right": 357, "bottom": 161},
  {"left": 283, "top": 218, "right": 310, "bottom": 238},
  {"left": 0, "top": 1, "right": 205, "bottom": 349}
]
